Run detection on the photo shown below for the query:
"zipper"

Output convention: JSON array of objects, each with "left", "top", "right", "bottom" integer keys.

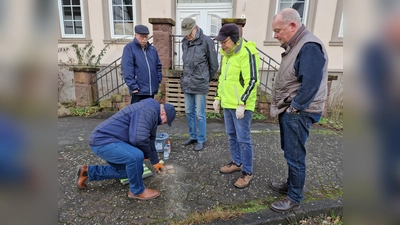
[
  {"left": 143, "top": 48, "right": 152, "bottom": 95},
  {"left": 221, "top": 59, "right": 230, "bottom": 100}
]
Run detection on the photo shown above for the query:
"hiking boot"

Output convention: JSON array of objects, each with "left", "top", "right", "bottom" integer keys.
[
  {"left": 76, "top": 165, "right": 88, "bottom": 189},
  {"left": 270, "top": 181, "right": 288, "bottom": 194},
  {"left": 128, "top": 188, "right": 160, "bottom": 200},
  {"left": 219, "top": 162, "right": 242, "bottom": 174},
  {"left": 234, "top": 172, "right": 253, "bottom": 188}
]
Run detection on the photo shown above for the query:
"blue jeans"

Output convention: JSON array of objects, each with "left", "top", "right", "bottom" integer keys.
[
  {"left": 223, "top": 108, "right": 254, "bottom": 174},
  {"left": 278, "top": 111, "right": 321, "bottom": 203},
  {"left": 89, "top": 142, "right": 145, "bottom": 195},
  {"left": 184, "top": 93, "right": 206, "bottom": 143}
]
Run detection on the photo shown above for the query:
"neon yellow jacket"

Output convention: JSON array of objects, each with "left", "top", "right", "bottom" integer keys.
[{"left": 215, "top": 39, "right": 260, "bottom": 111}]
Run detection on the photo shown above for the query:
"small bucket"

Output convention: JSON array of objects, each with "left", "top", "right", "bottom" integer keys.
[{"left": 155, "top": 133, "right": 169, "bottom": 153}]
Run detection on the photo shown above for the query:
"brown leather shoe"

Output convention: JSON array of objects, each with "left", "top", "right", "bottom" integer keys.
[
  {"left": 270, "top": 197, "right": 301, "bottom": 213},
  {"left": 270, "top": 181, "right": 288, "bottom": 194},
  {"left": 220, "top": 162, "right": 242, "bottom": 174},
  {"left": 76, "top": 165, "right": 88, "bottom": 189},
  {"left": 128, "top": 188, "right": 160, "bottom": 200},
  {"left": 234, "top": 172, "right": 253, "bottom": 188}
]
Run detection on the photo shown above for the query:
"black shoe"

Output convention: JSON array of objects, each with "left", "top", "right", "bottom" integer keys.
[
  {"left": 194, "top": 142, "right": 204, "bottom": 151},
  {"left": 270, "top": 181, "right": 288, "bottom": 194},
  {"left": 181, "top": 139, "right": 197, "bottom": 146},
  {"left": 270, "top": 197, "right": 300, "bottom": 213}
]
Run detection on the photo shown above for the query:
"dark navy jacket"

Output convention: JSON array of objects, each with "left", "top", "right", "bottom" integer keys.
[
  {"left": 122, "top": 38, "right": 162, "bottom": 96},
  {"left": 89, "top": 99, "right": 161, "bottom": 165}
]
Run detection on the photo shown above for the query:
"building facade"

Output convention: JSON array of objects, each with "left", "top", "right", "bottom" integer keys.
[{"left": 58, "top": 0, "right": 343, "bottom": 105}]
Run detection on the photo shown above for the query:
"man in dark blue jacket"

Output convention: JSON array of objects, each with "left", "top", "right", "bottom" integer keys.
[
  {"left": 122, "top": 25, "right": 163, "bottom": 104},
  {"left": 76, "top": 99, "right": 176, "bottom": 200}
]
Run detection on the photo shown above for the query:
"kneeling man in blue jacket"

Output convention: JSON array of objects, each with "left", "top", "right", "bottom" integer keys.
[{"left": 76, "top": 98, "right": 176, "bottom": 200}]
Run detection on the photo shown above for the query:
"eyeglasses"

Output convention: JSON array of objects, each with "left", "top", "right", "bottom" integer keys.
[
  {"left": 220, "top": 37, "right": 230, "bottom": 45},
  {"left": 136, "top": 34, "right": 149, "bottom": 39}
]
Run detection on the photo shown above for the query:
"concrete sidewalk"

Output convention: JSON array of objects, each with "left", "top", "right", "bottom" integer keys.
[{"left": 58, "top": 112, "right": 343, "bottom": 225}]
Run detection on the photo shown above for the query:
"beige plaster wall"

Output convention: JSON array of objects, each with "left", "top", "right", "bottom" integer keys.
[
  {"left": 58, "top": 0, "right": 343, "bottom": 71},
  {"left": 232, "top": 0, "right": 343, "bottom": 71}
]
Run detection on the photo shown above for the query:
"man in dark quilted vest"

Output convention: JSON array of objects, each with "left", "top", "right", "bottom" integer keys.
[{"left": 269, "top": 8, "right": 328, "bottom": 213}]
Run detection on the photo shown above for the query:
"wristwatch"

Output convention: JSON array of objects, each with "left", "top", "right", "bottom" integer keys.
[{"left": 287, "top": 106, "right": 297, "bottom": 113}]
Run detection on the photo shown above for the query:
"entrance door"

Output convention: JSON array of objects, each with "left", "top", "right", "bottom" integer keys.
[
  {"left": 176, "top": 5, "right": 232, "bottom": 36},
  {"left": 175, "top": 2, "right": 232, "bottom": 69}
]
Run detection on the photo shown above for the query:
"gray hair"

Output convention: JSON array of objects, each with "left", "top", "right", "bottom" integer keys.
[{"left": 275, "top": 8, "right": 302, "bottom": 26}]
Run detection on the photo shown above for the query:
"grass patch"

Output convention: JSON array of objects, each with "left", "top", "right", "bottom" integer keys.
[
  {"left": 316, "top": 116, "right": 343, "bottom": 131},
  {"left": 168, "top": 206, "right": 242, "bottom": 225},
  {"left": 69, "top": 107, "right": 91, "bottom": 116},
  {"left": 304, "top": 184, "right": 343, "bottom": 202},
  {"left": 167, "top": 193, "right": 343, "bottom": 225},
  {"left": 60, "top": 102, "right": 114, "bottom": 117},
  {"left": 205, "top": 112, "right": 223, "bottom": 119},
  {"left": 168, "top": 197, "right": 278, "bottom": 225},
  {"left": 206, "top": 111, "right": 266, "bottom": 121},
  {"left": 252, "top": 111, "right": 266, "bottom": 120}
]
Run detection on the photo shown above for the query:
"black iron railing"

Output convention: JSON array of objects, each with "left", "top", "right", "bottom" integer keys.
[
  {"left": 93, "top": 35, "right": 280, "bottom": 103},
  {"left": 93, "top": 56, "right": 123, "bottom": 103}
]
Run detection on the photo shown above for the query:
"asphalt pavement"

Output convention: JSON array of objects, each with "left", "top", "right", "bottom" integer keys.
[{"left": 58, "top": 112, "right": 343, "bottom": 224}]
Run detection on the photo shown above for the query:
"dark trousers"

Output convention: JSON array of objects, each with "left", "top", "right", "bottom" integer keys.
[{"left": 130, "top": 94, "right": 154, "bottom": 104}]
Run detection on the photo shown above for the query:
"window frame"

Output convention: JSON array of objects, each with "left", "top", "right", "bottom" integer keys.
[
  {"left": 103, "top": 0, "right": 141, "bottom": 44},
  {"left": 264, "top": 0, "right": 318, "bottom": 46},
  {"left": 329, "top": 0, "right": 343, "bottom": 46},
  {"left": 177, "top": 0, "right": 232, "bottom": 3},
  {"left": 58, "top": 0, "right": 91, "bottom": 43},
  {"left": 108, "top": 0, "right": 136, "bottom": 39},
  {"left": 275, "top": 0, "right": 309, "bottom": 25}
]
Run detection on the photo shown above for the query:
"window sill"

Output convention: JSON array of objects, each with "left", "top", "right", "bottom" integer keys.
[
  {"left": 58, "top": 38, "right": 93, "bottom": 44},
  {"left": 104, "top": 39, "right": 132, "bottom": 45},
  {"left": 329, "top": 40, "right": 343, "bottom": 46}
]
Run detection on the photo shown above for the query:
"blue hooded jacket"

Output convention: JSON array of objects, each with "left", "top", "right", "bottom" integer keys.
[
  {"left": 122, "top": 38, "right": 162, "bottom": 96},
  {"left": 89, "top": 98, "right": 161, "bottom": 165}
]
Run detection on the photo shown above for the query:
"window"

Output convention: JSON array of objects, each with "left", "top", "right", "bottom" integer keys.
[
  {"left": 276, "top": 0, "right": 309, "bottom": 25},
  {"left": 58, "top": 0, "right": 85, "bottom": 38},
  {"left": 58, "top": 0, "right": 90, "bottom": 43},
  {"left": 210, "top": 15, "right": 222, "bottom": 36},
  {"left": 177, "top": 0, "right": 232, "bottom": 3},
  {"left": 330, "top": 0, "right": 343, "bottom": 46},
  {"left": 109, "top": 0, "right": 136, "bottom": 38},
  {"left": 264, "top": 0, "right": 318, "bottom": 46}
]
